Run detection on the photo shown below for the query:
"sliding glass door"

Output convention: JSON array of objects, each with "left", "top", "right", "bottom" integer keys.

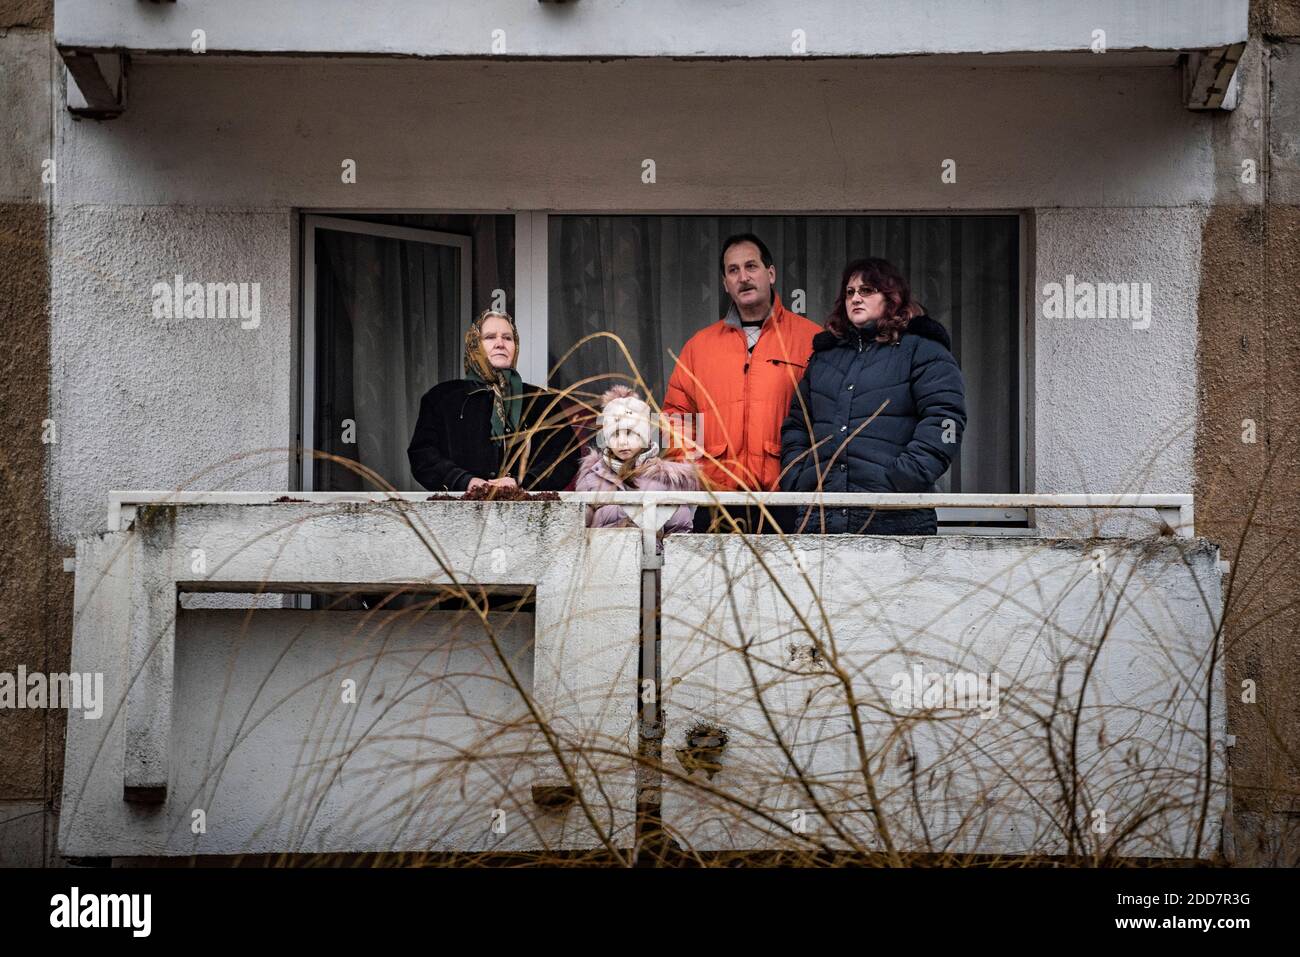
[
  {"left": 302, "top": 216, "right": 473, "bottom": 492},
  {"left": 299, "top": 211, "right": 1022, "bottom": 517}
]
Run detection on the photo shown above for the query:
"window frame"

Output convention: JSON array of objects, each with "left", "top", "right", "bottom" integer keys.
[{"left": 298, "top": 214, "right": 473, "bottom": 492}]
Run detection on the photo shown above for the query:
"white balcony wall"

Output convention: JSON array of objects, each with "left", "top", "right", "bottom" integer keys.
[
  {"left": 59, "top": 502, "right": 642, "bottom": 857},
  {"left": 59, "top": 501, "right": 1223, "bottom": 858},
  {"left": 660, "top": 532, "right": 1226, "bottom": 858}
]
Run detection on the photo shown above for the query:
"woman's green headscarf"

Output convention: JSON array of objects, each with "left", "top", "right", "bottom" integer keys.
[{"left": 463, "top": 309, "right": 524, "bottom": 440}]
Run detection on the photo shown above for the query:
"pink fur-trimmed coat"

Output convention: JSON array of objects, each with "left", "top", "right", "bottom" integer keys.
[{"left": 574, "top": 448, "right": 700, "bottom": 538}]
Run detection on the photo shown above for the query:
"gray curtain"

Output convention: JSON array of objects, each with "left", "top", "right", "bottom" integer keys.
[
  {"left": 312, "top": 215, "right": 515, "bottom": 493},
  {"left": 315, "top": 230, "right": 457, "bottom": 492},
  {"left": 547, "top": 215, "right": 1019, "bottom": 494}
]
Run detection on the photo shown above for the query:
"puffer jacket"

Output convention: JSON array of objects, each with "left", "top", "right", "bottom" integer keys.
[
  {"left": 779, "top": 315, "right": 966, "bottom": 534},
  {"left": 574, "top": 448, "right": 699, "bottom": 546},
  {"left": 662, "top": 293, "right": 821, "bottom": 491}
]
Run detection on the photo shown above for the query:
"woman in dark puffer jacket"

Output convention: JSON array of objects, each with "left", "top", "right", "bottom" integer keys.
[{"left": 780, "top": 257, "right": 966, "bottom": 535}]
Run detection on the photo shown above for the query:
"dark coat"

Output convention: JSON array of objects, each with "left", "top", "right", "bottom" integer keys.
[
  {"left": 407, "top": 379, "right": 581, "bottom": 492},
  {"left": 779, "top": 314, "right": 966, "bottom": 534}
]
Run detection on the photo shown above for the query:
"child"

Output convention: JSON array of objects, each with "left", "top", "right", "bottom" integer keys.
[{"left": 575, "top": 386, "right": 699, "bottom": 546}]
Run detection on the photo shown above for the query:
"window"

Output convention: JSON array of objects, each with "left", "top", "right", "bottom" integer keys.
[
  {"left": 547, "top": 215, "right": 1021, "bottom": 497},
  {"left": 301, "top": 214, "right": 514, "bottom": 491},
  {"left": 299, "top": 212, "right": 1023, "bottom": 513}
]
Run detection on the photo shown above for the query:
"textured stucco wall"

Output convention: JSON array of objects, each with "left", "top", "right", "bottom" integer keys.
[
  {"left": 0, "top": 197, "right": 50, "bottom": 801},
  {"left": 1032, "top": 207, "right": 1205, "bottom": 535},
  {"left": 0, "top": 24, "right": 53, "bottom": 801},
  {"left": 48, "top": 208, "right": 292, "bottom": 543},
  {"left": 1258, "top": 0, "right": 1300, "bottom": 43}
]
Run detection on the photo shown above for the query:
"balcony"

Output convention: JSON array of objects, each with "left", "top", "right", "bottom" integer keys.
[{"left": 60, "top": 492, "right": 1224, "bottom": 862}]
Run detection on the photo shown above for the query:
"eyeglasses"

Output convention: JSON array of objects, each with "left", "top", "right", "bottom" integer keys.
[{"left": 844, "top": 284, "right": 879, "bottom": 300}]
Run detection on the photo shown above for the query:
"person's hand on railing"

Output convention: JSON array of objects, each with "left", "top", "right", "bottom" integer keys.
[{"left": 465, "top": 476, "right": 518, "bottom": 495}]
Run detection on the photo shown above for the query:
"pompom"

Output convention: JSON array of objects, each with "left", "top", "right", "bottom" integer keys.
[{"left": 599, "top": 384, "right": 641, "bottom": 408}]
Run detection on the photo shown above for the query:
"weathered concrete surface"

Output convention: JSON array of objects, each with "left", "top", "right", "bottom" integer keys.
[
  {"left": 1197, "top": 205, "right": 1300, "bottom": 864},
  {"left": 0, "top": 27, "right": 51, "bottom": 204},
  {"left": 1208, "top": 36, "right": 1268, "bottom": 207},
  {"left": 1258, "top": 0, "right": 1300, "bottom": 40},
  {"left": 0, "top": 8, "right": 66, "bottom": 870},
  {"left": 105, "top": 609, "right": 582, "bottom": 854},
  {"left": 0, "top": 802, "right": 48, "bottom": 865},
  {"left": 0, "top": 29, "right": 51, "bottom": 801},
  {"left": 53, "top": 0, "right": 1248, "bottom": 59},
  {"left": 0, "top": 200, "right": 50, "bottom": 802},
  {"left": 1267, "top": 41, "right": 1300, "bottom": 204},
  {"left": 48, "top": 207, "right": 293, "bottom": 543},
  {"left": 1195, "top": 0, "right": 1300, "bottom": 867},
  {"left": 660, "top": 534, "right": 1225, "bottom": 858},
  {"left": 23, "top": 0, "right": 1291, "bottom": 868},
  {"left": 59, "top": 501, "right": 641, "bottom": 856},
  {"left": 0, "top": 0, "right": 50, "bottom": 32},
  {"left": 1032, "top": 207, "right": 1204, "bottom": 536}
]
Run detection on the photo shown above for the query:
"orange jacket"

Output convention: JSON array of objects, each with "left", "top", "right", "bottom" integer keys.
[{"left": 662, "top": 293, "right": 821, "bottom": 491}]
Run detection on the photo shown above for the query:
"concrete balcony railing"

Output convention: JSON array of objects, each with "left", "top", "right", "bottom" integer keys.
[{"left": 60, "top": 491, "right": 1224, "bottom": 862}]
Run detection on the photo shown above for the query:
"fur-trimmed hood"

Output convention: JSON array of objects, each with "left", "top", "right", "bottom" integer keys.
[
  {"left": 812, "top": 314, "right": 952, "bottom": 353},
  {"left": 576, "top": 447, "right": 701, "bottom": 492}
]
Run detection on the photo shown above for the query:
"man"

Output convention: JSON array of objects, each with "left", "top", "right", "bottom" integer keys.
[{"left": 662, "top": 233, "right": 821, "bottom": 532}]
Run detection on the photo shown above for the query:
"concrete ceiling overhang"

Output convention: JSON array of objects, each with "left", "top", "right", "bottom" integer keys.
[{"left": 54, "top": 0, "right": 1249, "bottom": 117}]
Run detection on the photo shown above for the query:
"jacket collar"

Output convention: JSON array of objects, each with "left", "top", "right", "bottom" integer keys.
[
  {"left": 599, "top": 442, "right": 660, "bottom": 476},
  {"left": 812, "top": 314, "right": 951, "bottom": 353},
  {"left": 723, "top": 290, "right": 785, "bottom": 331}
]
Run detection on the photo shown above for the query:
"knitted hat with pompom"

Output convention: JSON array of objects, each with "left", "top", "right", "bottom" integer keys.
[{"left": 598, "top": 385, "right": 654, "bottom": 452}]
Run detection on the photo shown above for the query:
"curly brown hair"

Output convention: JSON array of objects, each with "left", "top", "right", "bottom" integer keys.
[{"left": 826, "top": 257, "right": 924, "bottom": 344}]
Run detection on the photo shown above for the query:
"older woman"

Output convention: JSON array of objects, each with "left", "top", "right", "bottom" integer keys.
[
  {"left": 780, "top": 257, "right": 966, "bottom": 535},
  {"left": 407, "top": 309, "right": 579, "bottom": 493}
]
